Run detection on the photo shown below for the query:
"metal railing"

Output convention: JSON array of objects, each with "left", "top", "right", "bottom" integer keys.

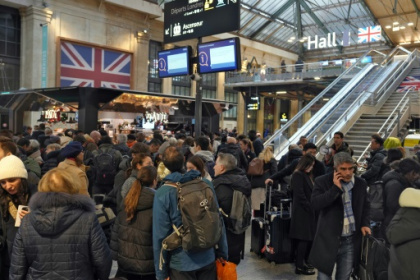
[
  {"left": 225, "top": 54, "right": 387, "bottom": 84},
  {"left": 262, "top": 49, "right": 386, "bottom": 159},
  {"left": 356, "top": 88, "right": 414, "bottom": 163}
]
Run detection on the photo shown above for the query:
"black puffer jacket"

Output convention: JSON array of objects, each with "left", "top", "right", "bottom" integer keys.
[
  {"left": 361, "top": 148, "right": 387, "bottom": 185},
  {"left": 381, "top": 170, "right": 414, "bottom": 242},
  {"left": 218, "top": 144, "right": 248, "bottom": 172},
  {"left": 9, "top": 192, "right": 112, "bottom": 280},
  {"left": 41, "top": 150, "right": 61, "bottom": 176},
  {"left": 110, "top": 187, "right": 155, "bottom": 276}
]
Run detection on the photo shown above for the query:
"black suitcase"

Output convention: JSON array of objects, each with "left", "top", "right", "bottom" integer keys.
[
  {"left": 250, "top": 217, "right": 265, "bottom": 257},
  {"left": 263, "top": 206, "right": 293, "bottom": 264},
  {"left": 359, "top": 235, "right": 389, "bottom": 280},
  {"left": 263, "top": 182, "right": 293, "bottom": 264}
]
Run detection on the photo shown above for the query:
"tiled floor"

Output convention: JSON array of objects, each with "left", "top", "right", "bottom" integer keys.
[{"left": 110, "top": 227, "right": 318, "bottom": 280}]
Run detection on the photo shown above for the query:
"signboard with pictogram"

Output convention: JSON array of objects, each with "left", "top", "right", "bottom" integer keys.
[{"left": 164, "top": 0, "right": 240, "bottom": 43}]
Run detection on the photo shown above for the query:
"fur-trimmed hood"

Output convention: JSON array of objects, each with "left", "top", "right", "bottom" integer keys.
[{"left": 28, "top": 192, "right": 95, "bottom": 236}]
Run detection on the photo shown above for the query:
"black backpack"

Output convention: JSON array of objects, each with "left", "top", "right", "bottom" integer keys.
[
  {"left": 369, "top": 181, "right": 384, "bottom": 222},
  {"left": 93, "top": 150, "right": 117, "bottom": 185}
]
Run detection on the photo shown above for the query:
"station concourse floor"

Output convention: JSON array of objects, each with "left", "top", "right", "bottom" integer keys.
[{"left": 110, "top": 226, "right": 318, "bottom": 280}]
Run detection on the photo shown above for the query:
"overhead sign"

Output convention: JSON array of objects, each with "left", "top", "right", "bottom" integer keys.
[
  {"left": 246, "top": 96, "right": 260, "bottom": 111},
  {"left": 164, "top": 0, "right": 240, "bottom": 43},
  {"left": 306, "top": 25, "right": 382, "bottom": 50}
]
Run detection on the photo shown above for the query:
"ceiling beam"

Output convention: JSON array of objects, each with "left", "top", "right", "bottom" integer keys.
[
  {"left": 249, "top": 0, "right": 295, "bottom": 39},
  {"left": 410, "top": 0, "right": 420, "bottom": 30},
  {"left": 358, "top": 0, "right": 394, "bottom": 46},
  {"left": 376, "top": 11, "right": 417, "bottom": 20},
  {"left": 299, "top": 0, "right": 342, "bottom": 51},
  {"left": 296, "top": 0, "right": 304, "bottom": 56}
]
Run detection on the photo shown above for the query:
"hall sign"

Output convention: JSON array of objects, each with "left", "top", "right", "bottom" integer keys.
[
  {"left": 306, "top": 26, "right": 382, "bottom": 50},
  {"left": 164, "top": 0, "right": 240, "bottom": 43}
]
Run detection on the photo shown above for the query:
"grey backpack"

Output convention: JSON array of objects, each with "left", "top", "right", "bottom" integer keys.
[{"left": 221, "top": 189, "right": 252, "bottom": 234}]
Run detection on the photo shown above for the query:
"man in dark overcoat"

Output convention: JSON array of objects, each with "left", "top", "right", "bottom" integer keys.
[{"left": 309, "top": 152, "right": 371, "bottom": 279}]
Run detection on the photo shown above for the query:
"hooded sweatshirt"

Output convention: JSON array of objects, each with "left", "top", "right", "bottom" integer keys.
[{"left": 9, "top": 192, "right": 112, "bottom": 280}]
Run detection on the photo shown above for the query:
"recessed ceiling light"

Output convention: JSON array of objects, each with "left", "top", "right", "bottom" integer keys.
[
  {"left": 400, "top": 26, "right": 406, "bottom": 29},
  {"left": 276, "top": 91, "right": 287, "bottom": 94},
  {"left": 393, "top": 22, "right": 399, "bottom": 25},
  {"left": 314, "top": 77, "right": 321, "bottom": 80},
  {"left": 287, "top": 39, "right": 293, "bottom": 42},
  {"left": 323, "top": 98, "right": 329, "bottom": 101},
  {"left": 385, "top": 25, "right": 391, "bottom": 29},
  {"left": 290, "top": 36, "right": 295, "bottom": 40},
  {"left": 408, "top": 22, "right": 414, "bottom": 26}
]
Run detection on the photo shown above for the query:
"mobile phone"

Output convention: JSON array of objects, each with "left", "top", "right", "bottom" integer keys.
[{"left": 21, "top": 206, "right": 29, "bottom": 211}]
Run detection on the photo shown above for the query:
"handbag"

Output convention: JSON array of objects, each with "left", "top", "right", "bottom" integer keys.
[{"left": 216, "top": 259, "right": 237, "bottom": 280}]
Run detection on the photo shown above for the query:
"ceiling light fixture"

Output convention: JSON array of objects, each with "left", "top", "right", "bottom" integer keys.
[
  {"left": 385, "top": 25, "right": 391, "bottom": 29},
  {"left": 290, "top": 36, "right": 295, "bottom": 40},
  {"left": 276, "top": 91, "right": 287, "bottom": 94},
  {"left": 400, "top": 26, "right": 406, "bottom": 30},
  {"left": 400, "top": 42, "right": 410, "bottom": 45},
  {"left": 314, "top": 77, "right": 321, "bottom": 80},
  {"left": 408, "top": 22, "right": 414, "bottom": 26}
]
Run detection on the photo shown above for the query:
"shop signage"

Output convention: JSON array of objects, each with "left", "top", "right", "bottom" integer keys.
[
  {"left": 145, "top": 112, "right": 168, "bottom": 122},
  {"left": 44, "top": 110, "right": 57, "bottom": 119},
  {"left": 164, "top": 0, "right": 240, "bottom": 43}
]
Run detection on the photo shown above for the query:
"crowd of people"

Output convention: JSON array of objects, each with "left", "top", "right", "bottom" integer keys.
[{"left": 0, "top": 124, "right": 418, "bottom": 280}]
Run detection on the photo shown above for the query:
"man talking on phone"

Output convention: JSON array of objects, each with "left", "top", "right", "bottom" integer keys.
[{"left": 309, "top": 152, "right": 371, "bottom": 280}]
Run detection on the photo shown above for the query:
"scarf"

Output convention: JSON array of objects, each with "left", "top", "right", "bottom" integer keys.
[{"left": 341, "top": 177, "right": 356, "bottom": 236}]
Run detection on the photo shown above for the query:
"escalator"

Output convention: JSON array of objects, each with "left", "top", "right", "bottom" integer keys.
[{"left": 264, "top": 46, "right": 417, "bottom": 160}]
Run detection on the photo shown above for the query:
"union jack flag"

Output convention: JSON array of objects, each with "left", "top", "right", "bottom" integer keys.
[
  {"left": 396, "top": 76, "right": 420, "bottom": 92},
  {"left": 60, "top": 40, "right": 132, "bottom": 89},
  {"left": 358, "top": 26, "right": 382, "bottom": 44}
]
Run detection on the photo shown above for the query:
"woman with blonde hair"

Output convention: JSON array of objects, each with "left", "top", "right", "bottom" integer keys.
[
  {"left": 9, "top": 168, "right": 112, "bottom": 279},
  {"left": 249, "top": 146, "right": 277, "bottom": 212},
  {"left": 111, "top": 165, "right": 157, "bottom": 280}
]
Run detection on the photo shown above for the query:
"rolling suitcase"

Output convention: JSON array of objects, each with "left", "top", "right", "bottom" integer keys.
[
  {"left": 359, "top": 235, "right": 389, "bottom": 280},
  {"left": 263, "top": 182, "right": 293, "bottom": 264},
  {"left": 250, "top": 183, "right": 271, "bottom": 257},
  {"left": 250, "top": 217, "right": 265, "bottom": 257}
]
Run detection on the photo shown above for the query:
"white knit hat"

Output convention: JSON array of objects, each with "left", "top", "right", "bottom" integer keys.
[{"left": 0, "top": 155, "right": 28, "bottom": 180}]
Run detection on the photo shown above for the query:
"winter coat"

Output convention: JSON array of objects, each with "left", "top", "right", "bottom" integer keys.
[
  {"left": 361, "top": 147, "right": 387, "bottom": 185},
  {"left": 270, "top": 158, "right": 325, "bottom": 182},
  {"left": 387, "top": 188, "right": 420, "bottom": 280},
  {"left": 212, "top": 167, "right": 251, "bottom": 264},
  {"left": 57, "top": 159, "right": 89, "bottom": 196},
  {"left": 9, "top": 192, "right": 112, "bottom": 280},
  {"left": 41, "top": 150, "right": 60, "bottom": 176},
  {"left": 218, "top": 144, "right": 248, "bottom": 172},
  {"left": 381, "top": 170, "right": 414, "bottom": 241},
  {"left": 104, "top": 158, "right": 131, "bottom": 213},
  {"left": 111, "top": 187, "right": 155, "bottom": 276},
  {"left": 250, "top": 158, "right": 277, "bottom": 188},
  {"left": 324, "top": 142, "right": 353, "bottom": 173},
  {"left": 244, "top": 149, "right": 256, "bottom": 164},
  {"left": 92, "top": 143, "right": 123, "bottom": 173},
  {"left": 252, "top": 138, "right": 264, "bottom": 157},
  {"left": 289, "top": 171, "right": 316, "bottom": 241},
  {"left": 114, "top": 143, "right": 130, "bottom": 157},
  {"left": 195, "top": 150, "right": 214, "bottom": 163},
  {"left": 152, "top": 170, "right": 228, "bottom": 280},
  {"left": 308, "top": 173, "right": 370, "bottom": 276},
  {"left": 28, "top": 149, "right": 43, "bottom": 165},
  {"left": 120, "top": 169, "right": 138, "bottom": 205}
]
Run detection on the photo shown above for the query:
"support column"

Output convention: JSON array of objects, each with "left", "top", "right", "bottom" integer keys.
[
  {"left": 256, "top": 96, "right": 265, "bottom": 134},
  {"left": 19, "top": 6, "right": 53, "bottom": 88},
  {"left": 134, "top": 34, "right": 150, "bottom": 91},
  {"left": 78, "top": 87, "right": 99, "bottom": 133},
  {"left": 290, "top": 99, "right": 299, "bottom": 136},
  {"left": 217, "top": 72, "right": 225, "bottom": 129},
  {"left": 237, "top": 92, "right": 245, "bottom": 134},
  {"left": 274, "top": 99, "right": 281, "bottom": 131}
]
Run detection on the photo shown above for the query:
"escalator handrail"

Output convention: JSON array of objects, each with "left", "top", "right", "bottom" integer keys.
[{"left": 263, "top": 49, "right": 379, "bottom": 146}]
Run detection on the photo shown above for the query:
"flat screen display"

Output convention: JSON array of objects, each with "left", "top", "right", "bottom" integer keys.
[
  {"left": 197, "top": 38, "right": 241, "bottom": 74},
  {"left": 361, "top": 56, "right": 372, "bottom": 63},
  {"left": 158, "top": 46, "right": 192, "bottom": 78},
  {"left": 246, "top": 96, "right": 260, "bottom": 111}
]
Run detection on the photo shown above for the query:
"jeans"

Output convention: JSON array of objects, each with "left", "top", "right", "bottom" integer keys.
[{"left": 317, "top": 235, "right": 354, "bottom": 280}]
